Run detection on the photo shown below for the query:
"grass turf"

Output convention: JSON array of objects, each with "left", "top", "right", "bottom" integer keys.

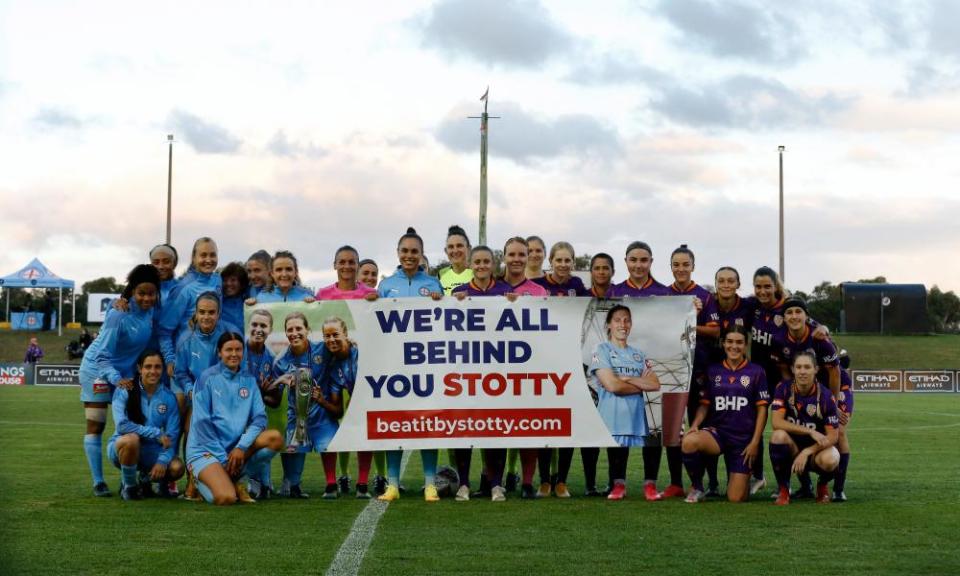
[{"left": 0, "top": 386, "right": 957, "bottom": 575}]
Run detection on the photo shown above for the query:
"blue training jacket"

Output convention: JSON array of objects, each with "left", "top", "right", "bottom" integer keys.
[
  {"left": 79, "top": 304, "right": 155, "bottom": 387},
  {"left": 109, "top": 383, "right": 181, "bottom": 465},
  {"left": 186, "top": 362, "right": 267, "bottom": 463},
  {"left": 255, "top": 285, "right": 313, "bottom": 303},
  {"left": 173, "top": 320, "right": 240, "bottom": 395},
  {"left": 157, "top": 268, "right": 222, "bottom": 364},
  {"left": 377, "top": 267, "right": 442, "bottom": 298}
]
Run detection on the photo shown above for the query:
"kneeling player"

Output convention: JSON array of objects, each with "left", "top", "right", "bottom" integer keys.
[
  {"left": 108, "top": 350, "right": 185, "bottom": 500},
  {"left": 769, "top": 351, "right": 840, "bottom": 505},
  {"left": 682, "top": 326, "right": 768, "bottom": 503},
  {"left": 186, "top": 333, "right": 283, "bottom": 505}
]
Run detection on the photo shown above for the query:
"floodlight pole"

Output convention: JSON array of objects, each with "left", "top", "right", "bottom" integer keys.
[
  {"left": 166, "top": 134, "right": 174, "bottom": 244},
  {"left": 778, "top": 145, "right": 785, "bottom": 283},
  {"left": 469, "top": 88, "right": 499, "bottom": 246}
]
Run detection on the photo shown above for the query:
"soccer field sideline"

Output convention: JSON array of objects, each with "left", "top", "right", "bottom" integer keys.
[{"left": 1, "top": 387, "right": 959, "bottom": 575}]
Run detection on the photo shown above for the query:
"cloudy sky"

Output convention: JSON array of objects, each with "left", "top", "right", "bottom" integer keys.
[{"left": 2, "top": 0, "right": 958, "bottom": 294}]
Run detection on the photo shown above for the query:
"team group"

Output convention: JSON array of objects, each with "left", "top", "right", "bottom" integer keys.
[{"left": 78, "top": 225, "right": 852, "bottom": 505}]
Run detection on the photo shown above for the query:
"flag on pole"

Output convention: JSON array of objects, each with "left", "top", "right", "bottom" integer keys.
[{"left": 480, "top": 86, "right": 489, "bottom": 101}]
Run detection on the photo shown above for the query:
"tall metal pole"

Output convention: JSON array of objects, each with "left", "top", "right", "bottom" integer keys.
[
  {"left": 778, "top": 145, "right": 785, "bottom": 283},
  {"left": 166, "top": 134, "right": 174, "bottom": 244},
  {"left": 479, "top": 98, "right": 489, "bottom": 246},
  {"left": 469, "top": 88, "right": 498, "bottom": 246}
]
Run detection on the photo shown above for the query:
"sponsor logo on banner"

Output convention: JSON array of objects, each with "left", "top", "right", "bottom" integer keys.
[
  {"left": 0, "top": 363, "right": 28, "bottom": 385},
  {"left": 903, "top": 370, "right": 955, "bottom": 392},
  {"left": 35, "top": 364, "right": 81, "bottom": 386},
  {"left": 851, "top": 370, "right": 902, "bottom": 392}
]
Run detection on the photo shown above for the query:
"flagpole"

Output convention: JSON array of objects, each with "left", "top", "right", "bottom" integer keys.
[{"left": 470, "top": 88, "right": 498, "bottom": 246}]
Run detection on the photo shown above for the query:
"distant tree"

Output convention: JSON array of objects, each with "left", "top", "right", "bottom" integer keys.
[
  {"left": 927, "top": 286, "right": 960, "bottom": 333},
  {"left": 574, "top": 254, "right": 592, "bottom": 271}
]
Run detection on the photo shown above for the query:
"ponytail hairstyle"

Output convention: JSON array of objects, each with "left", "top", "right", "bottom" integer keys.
[
  {"left": 788, "top": 350, "right": 822, "bottom": 420},
  {"left": 149, "top": 243, "right": 179, "bottom": 267},
  {"left": 333, "top": 245, "right": 359, "bottom": 265},
  {"left": 272, "top": 250, "right": 302, "bottom": 286},
  {"left": 604, "top": 304, "right": 632, "bottom": 338},
  {"left": 671, "top": 244, "right": 695, "bottom": 264},
  {"left": 398, "top": 227, "right": 424, "bottom": 250},
  {"left": 187, "top": 237, "right": 217, "bottom": 275},
  {"left": 128, "top": 350, "right": 164, "bottom": 426},
  {"left": 590, "top": 253, "right": 615, "bottom": 274},
  {"left": 753, "top": 266, "right": 786, "bottom": 300},
  {"left": 625, "top": 240, "right": 653, "bottom": 257},
  {"left": 188, "top": 291, "right": 221, "bottom": 331},
  {"left": 715, "top": 266, "right": 741, "bottom": 286},
  {"left": 446, "top": 225, "right": 471, "bottom": 249},
  {"left": 216, "top": 331, "right": 245, "bottom": 352},
  {"left": 548, "top": 240, "right": 575, "bottom": 262}
]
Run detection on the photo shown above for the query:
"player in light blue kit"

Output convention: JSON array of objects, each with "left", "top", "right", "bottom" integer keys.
[
  {"left": 282, "top": 316, "right": 343, "bottom": 500},
  {"left": 79, "top": 264, "right": 160, "bottom": 497},
  {"left": 187, "top": 333, "right": 283, "bottom": 505},
  {"left": 173, "top": 291, "right": 239, "bottom": 499},
  {"left": 157, "top": 237, "right": 222, "bottom": 370},
  {"left": 108, "top": 350, "right": 184, "bottom": 500},
  {"left": 588, "top": 305, "right": 661, "bottom": 501},
  {"left": 251, "top": 251, "right": 315, "bottom": 303},
  {"left": 243, "top": 309, "right": 280, "bottom": 499},
  {"left": 375, "top": 227, "right": 444, "bottom": 502}
]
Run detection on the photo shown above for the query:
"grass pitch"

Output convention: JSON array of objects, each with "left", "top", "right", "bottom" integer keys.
[{"left": 0, "top": 386, "right": 958, "bottom": 575}]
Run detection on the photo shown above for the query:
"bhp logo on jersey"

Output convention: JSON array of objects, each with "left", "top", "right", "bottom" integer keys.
[{"left": 715, "top": 396, "right": 748, "bottom": 411}]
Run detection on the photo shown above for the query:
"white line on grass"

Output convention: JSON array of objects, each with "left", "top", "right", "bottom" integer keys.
[
  {"left": 0, "top": 420, "right": 75, "bottom": 428},
  {"left": 325, "top": 451, "right": 409, "bottom": 576}
]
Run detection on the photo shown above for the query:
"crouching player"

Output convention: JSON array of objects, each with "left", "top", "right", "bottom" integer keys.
[
  {"left": 108, "top": 350, "right": 184, "bottom": 500},
  {"left": 186, "top": 333, "right": 283, "bottom": 505},
  {"left": 769, "top": 351, "right": 840, "bottom": 505},
  {"left": 682, "top": 326, "right": 768, "bottom": 503}
]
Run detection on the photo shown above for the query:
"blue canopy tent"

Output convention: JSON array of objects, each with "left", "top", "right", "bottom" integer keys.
[{"left": 0, "top": 258, "right": 76, "bottom": 336}]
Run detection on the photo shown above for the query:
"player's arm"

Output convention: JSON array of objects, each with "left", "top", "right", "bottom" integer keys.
[
  {"left": 826, "top": 364, "right": 841, "bottom": 399},
  {"left": 690, "top": 401, "right": 709, "bottom": 432},
  {"left": 623, "top": 368, "right": 660, "bottom": 392},
  {"left": 595, "top": 368, "right": 642, "bottom": 396},
  {"left": 742, "top": 402, "right": 768, "bottom": 467}
]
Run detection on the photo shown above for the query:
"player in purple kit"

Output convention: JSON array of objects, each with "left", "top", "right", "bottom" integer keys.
[
  {"left": 607, "top": 242, "right": 682, "bottom": 501},
  {"left": 772, "top": 297, "right": 853, "bottom": 502},
  {"left": 669, "top": 245, "right": 721, "bottom": 494},
  {"left": 532, "top": 241, "right": 587, "bottom": 499},
  {"left": 532, "top": 241, "right": 588, "bottom": 297},
  {"left": 452, "top": 245, "right": 513, "bottom": 501},
  {"left": 588, "top": 253, "right": 615, "bottom": 299},
  {"left": 769, "top": 351, "right": 840, "bottom": 505},
  {"left": 682, "top": 326, "right": 768, "bottom": 503}
]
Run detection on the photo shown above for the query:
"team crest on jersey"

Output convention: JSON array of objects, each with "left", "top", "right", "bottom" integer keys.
[
  {"left": 774, "top": 315, "right": 783, "bottom": 327},
  {"left": 157, "top": 403, "right": 167, "bottom": 414},
  {"left": 239, "top": 387, "right": 249, "bottom": 399},
  {"left": 783, "top": 347, "right": 791, "bottom": 357},
  {"left": 740, "top": 376, "right": 750, "bottom": 387},
  {"left": 418, "top": 286, "right": 431, "bottom": 296},
  {"left": 591, "top": 354, "right": 599, "bottom": 364},
  {"left": 313, "top": 355, "right": 324, "bottom": 365},
  {"left": 806, "top": 403, "right": 817, "bottom": 416},
  {"left": 633, "top": 353, "right": 642, "bottom": 362},
  {"left": 714, "top": 376, "right": 722, "bottom": 386}
]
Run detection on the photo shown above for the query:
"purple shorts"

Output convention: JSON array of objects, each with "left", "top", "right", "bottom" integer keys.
[
  {"left": 704, "top": 427, "right": 752, "bottom": 475},
  {"left": 838, "top": 387, "right": 854, "bottom": 416}
]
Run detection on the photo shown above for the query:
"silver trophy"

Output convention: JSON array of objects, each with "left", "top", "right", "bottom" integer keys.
[{"left": 290, "top": 367, "right": 313, "bottom": 448}]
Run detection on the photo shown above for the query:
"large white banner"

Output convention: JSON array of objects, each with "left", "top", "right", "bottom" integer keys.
[
  {"left": 247, "top": 296, "right": 696, "bottom": 451},
  {"left": 87, "top": 293, "right": 120, "bottom": 323}
]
